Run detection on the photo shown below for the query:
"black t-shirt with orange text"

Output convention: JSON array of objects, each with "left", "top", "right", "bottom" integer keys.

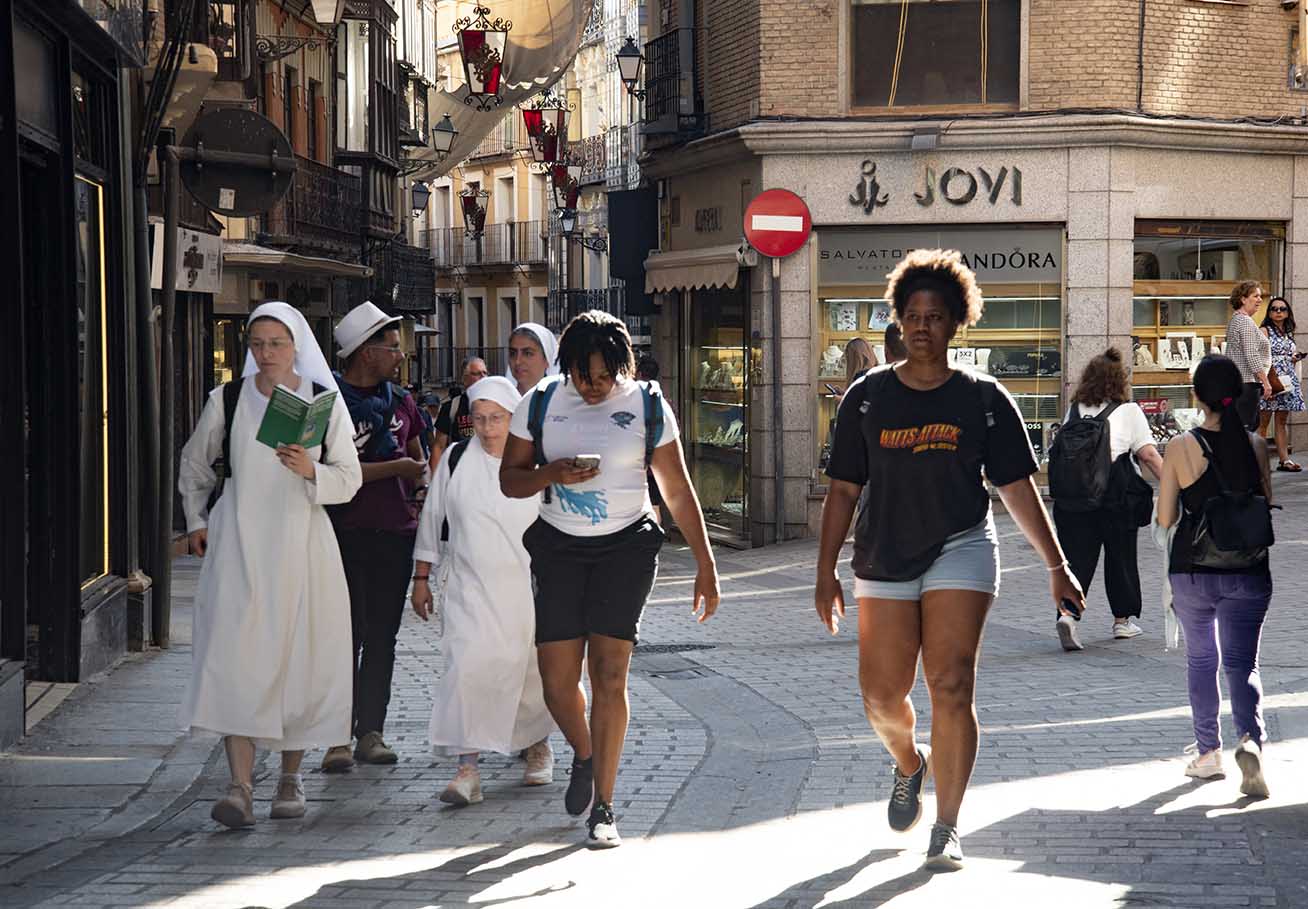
[{"left": 826, "top": 366, "right": 1037, "bottom": 582}]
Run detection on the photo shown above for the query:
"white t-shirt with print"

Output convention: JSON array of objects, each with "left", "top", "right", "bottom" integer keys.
[
  {"left": 509, "top": 376, "right": 680, "bottom": 536},
  {"left": 1064, "top": 401, "right": 1156, "bottom": 472}
]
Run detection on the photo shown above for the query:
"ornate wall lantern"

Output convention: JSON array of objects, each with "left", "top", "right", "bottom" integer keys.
[
  {"left": 411, "top": 181, "right": 432, "bottom": 219},
  {"left": 521, "top": 91, "right": 569, "bottom": 166},
  {"left": 460, "top": 186, "right": 490, "bottom": 239},
  {"left": 455, "top": 5, "right": 513, "bottom": 112},
  {"left": 431, "top": 114, "right": 458, "bottom": 158},
  {"left": 550, "top": 161, "right": 581, "bottom": 212},
  {"left": 615, "top": 36, "right": 646, "bottom": 99}
]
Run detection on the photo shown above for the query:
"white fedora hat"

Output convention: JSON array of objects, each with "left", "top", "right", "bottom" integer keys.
[{"left": 335, "top": 301, "right": 403, "bottom": 358}]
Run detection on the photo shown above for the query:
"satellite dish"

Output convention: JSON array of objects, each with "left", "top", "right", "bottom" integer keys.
[{"left": 179, "top": 108, "right": 295, "bottom": 216}]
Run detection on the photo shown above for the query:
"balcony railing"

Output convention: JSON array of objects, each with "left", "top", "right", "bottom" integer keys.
[
  {"left": 262, "top": 155, "right": 363, "bottom": 254},
  {"left": 367, "top": 240, "right": 436, "bottom": 314},
  {"left": 547, "top": 284, "right": 627, "bottom": 333},
  {"left": 421, "top": 221, "right": 548, "bottom": 269},
  {"left": 571, "top": 135, "right": 607, "bottom": 185},
  {"left": 470, "top": 115, "right": 526, "bottom": 159},
  {"left": 605, "top": 124, "right": 638, "bottom": 189},
  {"left": 642, "top": 29, "right": 707, "bottom": 138}
]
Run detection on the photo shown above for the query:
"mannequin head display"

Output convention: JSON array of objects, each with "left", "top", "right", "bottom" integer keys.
[{"left": 820, "top": 343, "right": 845, "bottom": 377}]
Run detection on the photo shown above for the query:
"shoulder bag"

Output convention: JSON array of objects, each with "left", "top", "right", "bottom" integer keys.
[{"left": 1187, "top": 430, "right": 1274, "bottom": 571}]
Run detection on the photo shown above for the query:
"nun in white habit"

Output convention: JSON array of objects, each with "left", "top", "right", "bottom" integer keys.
[
  {"left": 178, "top": 301, "right": 361, "bottom": 829},
  {"left": 506, "top": 321, "right": 560, "bottom": 395},
  {"left": 412, "top": 376, "right": 555, "bottom": 806}
]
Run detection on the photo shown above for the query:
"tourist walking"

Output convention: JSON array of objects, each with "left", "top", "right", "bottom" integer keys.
[
  {"left": 1257, "top": 295, "right": 1306, "bottom": 471},
  {"left": 432, "top": 355, "right": 488, "bottom": 462},
  {"left": 1155, "top": 354, "right": 1274, "bottom": 798},
  {"left": 500, "top": 310, "right": 720, "bottom": 849},
  {"left": 178, "top": 301, "right": 362, "bottom": 827},
  {"left": 1225, "top": 281, "right": 1273, "bottom": 431},
  {"left": 412, "top": 376, "right": 555, "bottom": 805},
  {"left": 814, "top": 249, "right": 1084, "bottom": 871},
  {"left": 322, "top": 302, "right": 430, "bottom": 773},
  {"left": 1049, "top": 348, "right": 1163, "bottom": 650},
  {"left": 506, "top": 322, "right": 559, "bottom": 395}
]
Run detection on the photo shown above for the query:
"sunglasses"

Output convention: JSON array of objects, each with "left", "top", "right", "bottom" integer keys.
[{"left": 1271, "top": 306, "right": 1289, "bottom": 313}]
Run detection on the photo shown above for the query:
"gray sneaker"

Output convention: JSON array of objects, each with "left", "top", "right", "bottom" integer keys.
[
  {"left": 887, "top": 744, "right": 931, "bottom": 832},
  {"left": 270, "top": 773, "right": 306, "bottom": 819},
  {"left": 1057, "top": 614, "right": 1084, "bottom": 652},
  {"left": 923, "top": 822, "right": 964, "bottom": 872}
]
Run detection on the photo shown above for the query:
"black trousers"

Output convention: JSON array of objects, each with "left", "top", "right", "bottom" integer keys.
[
  {"left": 1236, "top": 382, "right": 1262, "bottom": 432},
  {"left": 1053, "top": 506, "right": 1142, "bottom": 620},
  {"left": 335, "top": 527, "right": 415, "bottom": 739}
]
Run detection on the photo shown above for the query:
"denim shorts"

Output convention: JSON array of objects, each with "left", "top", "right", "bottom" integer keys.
[{"left": 853, "top": 514, "right": 1000, "bottom": 602}]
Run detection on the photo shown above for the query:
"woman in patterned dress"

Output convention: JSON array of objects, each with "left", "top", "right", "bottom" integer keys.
[{"left": 1258, "top": 296, "right": 1307, "bottom": 471}]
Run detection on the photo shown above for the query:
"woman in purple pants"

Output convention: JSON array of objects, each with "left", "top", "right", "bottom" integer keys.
[{"left": 1156, "top": 355, "right": 1273, "bottom": 798}]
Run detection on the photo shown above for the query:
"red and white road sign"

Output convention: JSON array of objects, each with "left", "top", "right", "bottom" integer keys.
[{"left": 743, "top": 189, "right": 812, "bottom": 259}]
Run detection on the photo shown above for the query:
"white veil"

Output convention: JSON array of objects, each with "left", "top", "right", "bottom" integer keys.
[
  {"left": 242, "top": 301, "right": 339, "bottom": 394},
  {"left": 505, "top": 322, "right": 560, "bottom": 380}
]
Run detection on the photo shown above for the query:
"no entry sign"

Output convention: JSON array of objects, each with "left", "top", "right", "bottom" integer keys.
[{"left": 744, "top": 189, "right": 812, "bottom": 259}]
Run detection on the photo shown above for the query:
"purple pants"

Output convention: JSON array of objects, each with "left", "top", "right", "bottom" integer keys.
[{"left": 1169, "top": 572, "right": 1271, "bottom": 753}]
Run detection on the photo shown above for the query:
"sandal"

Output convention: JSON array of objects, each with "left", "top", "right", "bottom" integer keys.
[{"left": 1277, "top": 461, "right": 1302, "bottom": 472}]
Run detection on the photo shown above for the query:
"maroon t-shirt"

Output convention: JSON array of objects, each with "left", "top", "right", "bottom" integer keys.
[{"left": 334, "top": 383, "right": 425, "bottom": 534}]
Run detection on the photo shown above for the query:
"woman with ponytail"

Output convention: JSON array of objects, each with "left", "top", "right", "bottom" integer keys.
[{"left": 1156, "top": 355, "right": 1274, "bottom": 798}]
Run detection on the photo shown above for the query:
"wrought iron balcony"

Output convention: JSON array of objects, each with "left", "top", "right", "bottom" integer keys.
[
  {"left": 261, "top": 155, "right": 363, "bottom": 257},
  {"left": 547, "top": 283, "right": 627, "bottom": 333},
  {"left": 642, "top": 29, "right": 707, "bottom": 139},
  {"left": 367, "top": 240, "right": 436, "bottom": 314},
  {"left": 420, "top": 221, "right": 548, "bottom": 269},
  {"left": 571, "top": 135, "right": 607, "bottom": 186},
  {"left": 605, "top": 124, "right": 638, "bottom": 189}
]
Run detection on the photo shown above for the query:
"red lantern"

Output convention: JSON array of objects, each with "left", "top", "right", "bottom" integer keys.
[
  {"left": 455, "top": 5, "right": 512, "bottom": 112},
  {"left": 550, "top": 162, "right": 580, "bottom": 212},
  {"left": 460, "top": 186, "right": 489, "bottom": 238},
  {"left": 522, "top": 93, "right": 569, "bottom": 165}
]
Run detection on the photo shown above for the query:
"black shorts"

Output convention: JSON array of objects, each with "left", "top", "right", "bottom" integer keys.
[{"left": 523, "top": 515, "right": 665, "bottom": 645}]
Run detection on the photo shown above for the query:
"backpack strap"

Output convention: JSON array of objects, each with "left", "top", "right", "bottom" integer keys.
[
  {"left": 978, "top": 376, "right": 996, "bottom": 429},
  {"left": 639, "top": 379, "right": 664, "bottom": 468},
  {"left": 1190, "top": 428, "right": 1233, "bottom": 494},
  {"left": 1099, "top": 401, "right": 1122, "bottom": 422},
  {"left": 439, "top": 437, "right": 472, "bottom": 542},
  {"left": 217, "top": 377, "right": 245, "bottom": 479},
  {"left": 311, "top": 381, "right": 331, "bottom": 463},
  {"left": 528, "top": 377, "right": 564, "bottom": 503}
]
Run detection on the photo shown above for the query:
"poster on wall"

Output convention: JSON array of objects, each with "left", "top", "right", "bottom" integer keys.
[
  {"left": 827, "top": 301, "right": 859, "bottom": 332},
  {"left": 868, "top": 301, "right": 894, "bottom": 330},
  {"left": 986, "top": 348, "right": 1061, "bottom": 378}
]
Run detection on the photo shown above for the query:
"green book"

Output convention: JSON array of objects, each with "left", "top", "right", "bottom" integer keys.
[{"left": 256, "top": 383, "right": 337, "bottom": 450}]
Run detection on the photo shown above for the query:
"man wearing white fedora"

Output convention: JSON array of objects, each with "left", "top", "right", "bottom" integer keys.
[{"left": 322, "top": 302, "right": 430, "bottom": 772}]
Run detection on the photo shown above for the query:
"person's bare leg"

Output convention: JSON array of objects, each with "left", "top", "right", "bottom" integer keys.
[
  {"left": 225, "top": 735, "right": 256, "bottom": 787},
  {"left": 857, "top": 597, "right": 925, "bottom": 774},
  {"left": 1275, "top": 411, "right": 1292, "bottom": 463},
  {"left": 280, "top": 750, "right": 304, "bottom": 774},
  {"left": 919, "top": 589, "right": 992, "bottom": 828},
  {"left": 586, "top": 634, "right": 635, "bottom": 803},
  {"left": 538, "top": 639, "right": 591, "bottom": 759},
  {"left": 1258, "top": 410, "right": 1272, "bottom": 440}
]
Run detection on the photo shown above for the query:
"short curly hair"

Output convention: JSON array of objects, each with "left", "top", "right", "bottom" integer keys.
[{"left": 884, "top": 248, "right": 984, "bottom": 328}]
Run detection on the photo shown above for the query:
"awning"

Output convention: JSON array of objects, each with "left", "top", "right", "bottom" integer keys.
[
  {"left": 223, "top": 241, "right": 374, "bottom": 279},
  {"left": 644, "top": 244, "right": 742, "bottom": 294}
]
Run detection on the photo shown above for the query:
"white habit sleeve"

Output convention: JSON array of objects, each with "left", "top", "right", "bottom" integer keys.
[
  {"left": 178, "top": 386, "right": 227, "bottom": 533},
  {"left": 413, "top": 444, "right": 454, "bottom": 566}
]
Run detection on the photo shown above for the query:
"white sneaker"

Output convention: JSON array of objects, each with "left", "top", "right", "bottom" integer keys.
[
  {"left": 586, "top": 802, "right": 622, "bottom": 849},
  {"left": 1057, "top": 614, "right": 1084, "bottom": 652},
  {"left": 1183, "top": 744, "right": 1225, "bottom": 780},
  {"left": 1234, "top": 735, "right": 1270, "bottom": 798},
  {"left": 523, "top": 739, "right": 554, "bottom": 786},
  {"left": 1113, "top": 620, "right": 1143, "bottom": 639},
  {"left": 440, "top": 764, "right": 484, "bottom": 806}
]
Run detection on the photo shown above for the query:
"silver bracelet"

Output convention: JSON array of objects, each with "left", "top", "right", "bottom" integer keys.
[{"left": 1047, "top": 560, "right": 1069, "bottom": 572}]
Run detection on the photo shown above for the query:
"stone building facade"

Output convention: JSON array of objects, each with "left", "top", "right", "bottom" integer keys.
[{"left": 638, "top": 0, "right": 1308, "bottom": 546}]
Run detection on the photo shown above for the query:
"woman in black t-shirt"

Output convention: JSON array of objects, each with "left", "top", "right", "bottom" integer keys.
[{"left": 815, "top": 249, "right": 1084, "bottom": 872}]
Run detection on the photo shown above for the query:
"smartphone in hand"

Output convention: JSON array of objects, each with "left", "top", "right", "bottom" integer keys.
[
  {"left": 573, "top": 454, "right": 602, "bottom": 471},
  {"left": 1061, "top": 598, "right": 1083, "bottom": 621}
]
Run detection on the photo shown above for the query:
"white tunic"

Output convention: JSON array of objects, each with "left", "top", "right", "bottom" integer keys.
[
  {"left": 178, "top": 379, "right": 362, "bottom": 750},
  {"left": 414, "top": 436, "right": 553, "bottom": 755}
]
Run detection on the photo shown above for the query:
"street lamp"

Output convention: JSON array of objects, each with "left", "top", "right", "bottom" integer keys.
[
  {"left": 455, "top": 4, "right": 513, "bottom": 112},
  {"left": 522, "top": 91, "right": 570, "bottom": 167},
  {"left": 431, "top": 113, "right": 458, "bottom": 158},
  {"left": 615, "top": 36, "right": 646, "bottom": 100},
  {"left": 460, "top": 185, "right": 489, "bottom": 240},
  {"left": 411, "top": 180, "right": 431, "bottom": 219}
]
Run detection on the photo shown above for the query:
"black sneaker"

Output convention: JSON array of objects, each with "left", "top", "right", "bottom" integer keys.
[
  {"left": 586, "top": 801, "right": 621, "bottom": 849},
  {"left": 923, "top": 822, "right": 964, "bottom": 871},
  {"left": 565, "top": 756, "right": 594, "bottom": 816},
  {"left": 887, "top": 744, "right": 931, "bottom": 832}
]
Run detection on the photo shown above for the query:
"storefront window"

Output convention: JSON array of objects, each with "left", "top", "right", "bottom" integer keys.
[
  {"left": 75, "top": 177, "right": 109, "bottom": 584},
  {"left": 682, "top": 285, "right": 752, "bottom": 539},
  {"left": 213, "top": 318, "right": 244, "bottom": 386},
  {"left": 816, "top": 227, "right": 1064, "bottom": 475},
  {"left": 1131, "top": 220, "right": 1285, "bottom": 436}
]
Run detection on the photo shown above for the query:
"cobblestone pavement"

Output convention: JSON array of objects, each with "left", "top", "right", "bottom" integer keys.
[{"left": 3, "top": 476, "right": 1308, "bottom": 908}]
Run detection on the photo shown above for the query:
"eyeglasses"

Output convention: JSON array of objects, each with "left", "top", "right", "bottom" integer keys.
[
  {"left": 249, "top": 339, "right": 292, "bottom": 352},
  {"left": 367, "top": 344, "right": 405, "bottom": 355}
]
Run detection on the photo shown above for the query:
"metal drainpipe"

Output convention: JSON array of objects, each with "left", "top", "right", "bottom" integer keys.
[
  {"left": 1136, "top": 0, "right": 1147, "bottom": 111},
  {"left": 153, "top": 133, "right": 179, "bottom": 648}
]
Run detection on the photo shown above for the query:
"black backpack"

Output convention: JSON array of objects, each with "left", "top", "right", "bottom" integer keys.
[
  {"left": 1048, "top": 403, "right": 1120, "bottom": 512},
  {"left": 438, "top": 437, "right": 472, "bottom": 543},
  {"left": 1187, "top": 429, "right": 1275, "bottom": 570},
  {"left": 206, "top": 376, "right": 331, "bottom": 511}
]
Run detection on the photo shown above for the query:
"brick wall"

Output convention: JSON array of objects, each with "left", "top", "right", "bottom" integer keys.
[
  {"left": 699, "top": 0, "right": 761, "bottom": 130},
  {"left": 756, "top": 0, "right": 839, "bottom": 120},
  {"left": 1027, "top": 0, "right": 1139, "bottom": 109}
]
